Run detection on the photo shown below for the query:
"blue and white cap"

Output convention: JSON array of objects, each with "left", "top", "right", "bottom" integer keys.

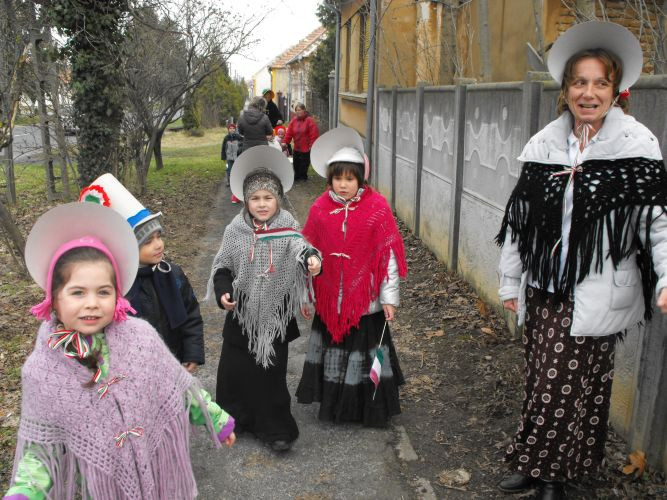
[{"left": 80, "top": 173, "right": 163, "bottom": 246}]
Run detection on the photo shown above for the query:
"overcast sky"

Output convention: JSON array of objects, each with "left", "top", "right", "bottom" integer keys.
[{"left": 227, "top": 0, "right": 322, "bottom": 81}]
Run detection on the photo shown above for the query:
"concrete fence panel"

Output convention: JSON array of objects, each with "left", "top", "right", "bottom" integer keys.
[
  {"left": 394, "top": 90, "right": 418, "bottom": 231},
  {"left": 418, "top": 87, "right": 457, "bottom": 264},
  {"left": 457, "top": 84, "right": 525, "bottom": 303},
  {"left": 376, "top": 89, "right": 394, "bottom": 199}
]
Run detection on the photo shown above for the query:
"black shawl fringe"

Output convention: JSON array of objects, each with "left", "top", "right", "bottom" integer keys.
[{"left": 497, "top": 157, "right": 667, "bottom": 321}]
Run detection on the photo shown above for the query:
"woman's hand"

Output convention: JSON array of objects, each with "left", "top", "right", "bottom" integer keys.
[
  {"left": 307, "top": 256, "right": 321, "bottom": 276},
  {"left": 301, "top": 304, "right": 313, "bottom": 320},
  {"left": 503, "top": 299, "right": 518, "bottom": 313},
  {"left": 223, "top": 432, "right": 236, "bottom": 448},
  {"left": 382, "top": 304, "right": 396, "bottom": 321},
  {"left": 221, "top": 293, "right": 236, "bottom": 311},
  {"left": 657, "top": 288, "right": 667, "bottom": 313},
  {"left": 182, "top": 362, "right": 197, "bottom": 373}
]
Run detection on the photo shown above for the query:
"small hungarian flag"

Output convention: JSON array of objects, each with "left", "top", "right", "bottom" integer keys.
[
  {"left": 370, "top": 348, "right": 384, "bottom": 388},
  {"left": 370, "top": 321, "right": 388, "bottom": 400}
]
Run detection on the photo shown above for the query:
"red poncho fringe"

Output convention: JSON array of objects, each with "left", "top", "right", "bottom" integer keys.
[{"left": 303, "top": 188, "right": 407, "bottom": 342}]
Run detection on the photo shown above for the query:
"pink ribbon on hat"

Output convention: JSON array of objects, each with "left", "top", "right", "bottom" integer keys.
[{"left": 30, "top": 236, "right": 136, "bottom": 322}]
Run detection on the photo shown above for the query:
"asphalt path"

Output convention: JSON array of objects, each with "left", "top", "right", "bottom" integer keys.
[{"left": 188, "top": 182, "right": 414, "bottom": 499}]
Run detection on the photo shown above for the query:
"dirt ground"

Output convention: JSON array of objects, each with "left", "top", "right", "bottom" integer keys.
[{"left": 1, "top": 167, "right": 666, "bottom": 497}]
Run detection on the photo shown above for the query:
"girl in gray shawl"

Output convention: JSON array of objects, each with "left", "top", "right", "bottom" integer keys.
[{"left": 206, "top": 146, "right": 321, "bottom": 452}]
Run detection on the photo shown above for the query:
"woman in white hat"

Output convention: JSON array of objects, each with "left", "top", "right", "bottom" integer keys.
[{"left": 496, "top": 21, "right": 667, "bottom": 499}]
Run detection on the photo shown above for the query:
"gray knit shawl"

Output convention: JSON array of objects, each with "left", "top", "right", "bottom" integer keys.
[{"left": 206, "top": 209, "right": 311, "bottom": 367}]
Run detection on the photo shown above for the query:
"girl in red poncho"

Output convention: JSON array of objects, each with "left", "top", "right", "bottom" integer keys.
[{"left": 296, "top": 127, "right": 407, "bottom": 427}]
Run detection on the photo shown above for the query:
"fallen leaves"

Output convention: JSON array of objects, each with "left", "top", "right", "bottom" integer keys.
[
  {"left": 425, "top": 329, "right": 445, "bottom": 340},
  {"left": 622, "top": 450, "right": 647, "bottom": 479},
  {"left": 436, "top": 468, "right": 471, "bottom": 489}
]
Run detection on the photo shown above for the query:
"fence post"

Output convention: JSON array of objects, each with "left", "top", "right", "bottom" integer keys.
[
  {"left": 447, "top": 84, "right": 467, "bottom": 272},
  {"left": 373, "top": 86, "right": 380, "bottom": 189},
  {"left": 390, "top": 87, "right": 397, "bottom": 211},
  {"left": 521, "top": 80, "right": 541, "bottom": 145},
  {"left": 630, "top": 314, "right": 667, "bottom": 473},
  {"left": 328, "top": 71, "right": 335, "bottom": 130},
  {"left": 414, "top": 84, "right": 425, "bottom": 237}
]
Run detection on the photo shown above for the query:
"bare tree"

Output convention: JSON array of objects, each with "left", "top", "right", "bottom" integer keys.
[{"left": 123, "top": 0, "right": 262, "bottom": 193}]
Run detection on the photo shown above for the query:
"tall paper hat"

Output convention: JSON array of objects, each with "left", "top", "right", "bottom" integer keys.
[
  {"left": 230, "top": 145, "right": 294, "bottom": 201},
  {"left": 547, "top": 21, "right": 643, "bottom": 91},
  {"left": 26, "top": 203, "right": 139, "bottom": 321},
  {"left": 80, "top": 173, "right": 163, "bottom": 246},
  {"left": 310, "top": 126, "right": 369, "bottom": 179}
]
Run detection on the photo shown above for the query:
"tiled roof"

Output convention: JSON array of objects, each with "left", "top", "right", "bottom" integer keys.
[{"left": 268, "top": 26, "right": 326, "bottom": 69}]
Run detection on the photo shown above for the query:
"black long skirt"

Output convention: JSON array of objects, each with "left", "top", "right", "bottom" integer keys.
[
  {"left": 506, "top": 286, "right": 616, "bottom": 481},
  {"left": 296, "top": 311, "right": 404, "bottom": 428},
  {"left": 216, "top": 316, "right": 299, "bottom": 444}
]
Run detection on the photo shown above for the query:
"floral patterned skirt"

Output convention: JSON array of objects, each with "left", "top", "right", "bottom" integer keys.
[{"left": 506, "top": 286, "right": 616, "bottom": 481}]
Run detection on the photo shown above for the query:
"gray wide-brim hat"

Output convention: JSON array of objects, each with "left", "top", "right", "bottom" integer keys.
[
  {"left": 310, "top": 126, "right": 365, "bottom": 178},
  {"left": 26, "top": 202, "right": 139, "bottom": 295},
  {"left": 230, "top": 145, "right": 294, "bottom": 201},
  {"left": 547, "top": 21, "right": 643, "bottom": 91}
]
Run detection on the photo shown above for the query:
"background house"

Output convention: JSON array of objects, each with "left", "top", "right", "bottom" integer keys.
[{"left": 268, "top": 26, "right": 326, "bottom": 121}]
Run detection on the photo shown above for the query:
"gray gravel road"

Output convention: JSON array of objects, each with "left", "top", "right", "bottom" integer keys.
[{"left": 187, "top": 181, "right": 415, "bottom": 500}]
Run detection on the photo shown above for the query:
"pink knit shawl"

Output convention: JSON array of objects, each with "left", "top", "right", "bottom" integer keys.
[{"left": 12, "top": 317, "right": 218, "bottom": 500}]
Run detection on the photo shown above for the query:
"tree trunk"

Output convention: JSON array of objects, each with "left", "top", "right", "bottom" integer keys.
[
  {"left": 0, "top": 196, "right": 26, "bottom": 271},
  {"left": 153, "top": 128, "right": 164, "bottom": 170},
  {"left": 3, "top": 142, "right": 16, "bottom": 203}
]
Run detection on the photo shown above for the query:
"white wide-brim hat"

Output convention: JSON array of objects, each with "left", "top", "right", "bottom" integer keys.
[
  {"left": 230, "top": 145, "right": 294, "bottom": 201},
  {"left": 310, "top": 126, "right": 366, "bottom": 178},
  {"left": 548, "top": 21, "right": 643, "bottom": 91},
  {"left": 26, "top": 202, "right": 139, "bottom": 295}
]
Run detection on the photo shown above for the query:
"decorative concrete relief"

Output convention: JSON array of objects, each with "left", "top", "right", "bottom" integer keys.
[
  {"left": 423, "top": 112, "right": 454, "bottom": 155},
  {"left": 464, "top": 105, "right": 522, "bottom": 178},
  {"left": 397, "top": 108, "right": 417, "bottom": 143},
  {"left": 379, "top": 104, "right": 391, "bottom": 134}
]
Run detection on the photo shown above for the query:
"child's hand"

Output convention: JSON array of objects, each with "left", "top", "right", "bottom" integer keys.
[
  {"left": 301, "top": 304, "right": 313, "bottom": 320},
  {"left": 657, "top": 288, "right": 667, "bottom": 313},
  {"left": 223, "top": 432, "right": 236, "bottom": 448},
  {"left": 382, "top": 304, "right": 396, "bottom": 321},
  {"left": 307, "top": 256, "right": 321, "bottom": 276},
  {"left": 221, "top": 293, "right": 236, "bottom": 311},
  {"left": 183, "top": 362, "right": 197, "bottom": 373},
  {"left": 503, "top": 299, "right": 518, "bottom": 313}
]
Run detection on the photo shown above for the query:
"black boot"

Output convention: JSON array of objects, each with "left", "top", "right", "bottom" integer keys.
[
  {"left": 497, "top": 472, "right": 535, "bottom": 493},
  {"left": 538, "top": 481, "right": 565, "bottom": 500}
]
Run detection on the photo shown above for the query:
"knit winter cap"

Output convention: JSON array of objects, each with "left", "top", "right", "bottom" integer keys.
[
  {"left": 134, "top": 217, "right": 163, "bottom": 247},
  {"left": 243, "top": 168, "right": 284, "bottom": 202}
]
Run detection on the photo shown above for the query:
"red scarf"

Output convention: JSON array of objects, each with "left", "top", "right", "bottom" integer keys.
[{"left": 303, "top": 188, "right": 407, "bottom": 342}]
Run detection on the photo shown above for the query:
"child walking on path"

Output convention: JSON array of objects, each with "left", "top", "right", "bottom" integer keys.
[
  {"left": 81, "top": 174, "right": 205, "bottom": 373},
  {"left": 206, "top": 146, "right": 322, "bottom": 452},
  {"left": 4, "top": 203, "right": 234, "bottom": 500},
  {"left": 221, "top": 123, "right": 242, "bottom": 188},
  {"left": 296, "top": 127, "right": 408, "bottom": 428}
]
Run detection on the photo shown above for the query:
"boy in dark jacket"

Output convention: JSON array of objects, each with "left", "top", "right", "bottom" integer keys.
[
  {"left": 80, "top": 173, "right": 205, "bottom": 372},
  {"left": 221, "top": 123, "right": 242, "bottom": 188}
]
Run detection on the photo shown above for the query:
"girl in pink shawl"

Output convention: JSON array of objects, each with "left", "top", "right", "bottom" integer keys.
[{"left": 4, "top": 203, "right": 235, "bottom": 500}]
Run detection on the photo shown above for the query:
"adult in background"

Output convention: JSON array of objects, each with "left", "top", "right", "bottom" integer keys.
[
  {"left": 262, "top": 88, "right": 284, "bottom": 128},
  {"left": 284, "top": 103, "right": 319, "bottom": 182},
  {"left": 238, "top": 97, "right": 273, "bottom": 151},
  {"left": 496, "top": 21, "right": 667, "bottom": 500}
]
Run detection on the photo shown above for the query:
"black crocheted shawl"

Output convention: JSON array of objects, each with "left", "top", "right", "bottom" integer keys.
[{"left": 496, "top": 156, "right": 667, "bottom": 319}]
